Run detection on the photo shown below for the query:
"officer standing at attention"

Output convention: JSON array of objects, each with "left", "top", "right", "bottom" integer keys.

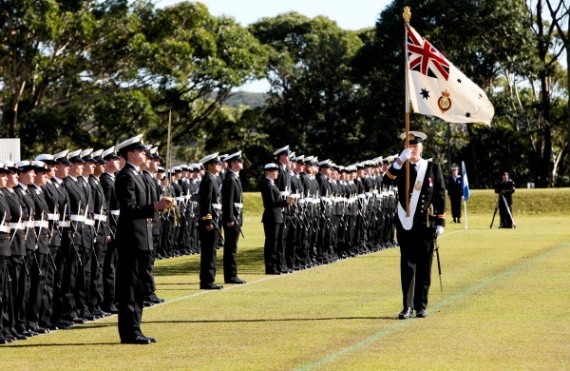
[
  {"left": 221, "top": 151, "right": 246, "bottom": 284},
  {"left": 447, "top": 166, "right": 463, "bottom": 223},
  {"left": 198, "top": 153, "right": 224, "bottom": 290},
  {"left": 115, "top": 134, "right": 172, "bottom": 344},
  {"left": 261, "top": 163, "right": 294, "bottom": 275},
  {"left": 383, "top": 131, "right": 446, "bottom": 320}
]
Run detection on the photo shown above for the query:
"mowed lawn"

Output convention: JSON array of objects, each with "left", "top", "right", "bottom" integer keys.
[{"left": 2, "top": 189, "right": 569, "bottom": 370}]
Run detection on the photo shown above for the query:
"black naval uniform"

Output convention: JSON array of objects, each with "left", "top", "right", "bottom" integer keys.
[
  {"left": 100, "top": 171, "right": 119, "bottom": 313},
  {"left": 261, "top": 176, "right": 290, "bottom": 274},
  {"left": 115, "top": 162, "right": 155, "bottom": 343},
  {"left": 221, "top": 170, "right": 244, "bottom": 283},
  {"left": 198, "top": 171, "right": 222, "bottom": 288},
  {"left": 447, "top": 173, "right": 462, "bottom": 223},
  {"left": 383, "top": 159, "right": 446, "bottom": 316}
]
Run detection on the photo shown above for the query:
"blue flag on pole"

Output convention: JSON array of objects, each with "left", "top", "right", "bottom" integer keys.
[{"left": 461, "top": 161, "right": 470, "bottom": 201}]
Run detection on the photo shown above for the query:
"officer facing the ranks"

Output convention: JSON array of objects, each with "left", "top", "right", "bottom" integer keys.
[
  {"left": 114, "top": 134, "right": 172, "bottom": 344},
  {"left": 383, "top": 131, "right": 446, "bottom": 320}
]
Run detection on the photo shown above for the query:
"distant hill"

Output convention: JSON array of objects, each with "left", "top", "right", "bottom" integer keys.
[{"left": 224, "top": 91, "right": 267, "bottom": 109}]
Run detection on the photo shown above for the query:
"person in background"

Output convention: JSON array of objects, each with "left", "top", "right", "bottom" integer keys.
[
  {"left": 494, "top": 171, "right": 515, "bottom": 228},
  {"left": 447, "top": 166, "right": 463, "bottom": 223}
]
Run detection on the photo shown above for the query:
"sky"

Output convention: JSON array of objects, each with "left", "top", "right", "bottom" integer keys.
[
  {"left": 156, "top": 0, "right": 391, "bottom": 30},
  {"left": 155, "top": 0, "right": 393, "bottom": 91}
]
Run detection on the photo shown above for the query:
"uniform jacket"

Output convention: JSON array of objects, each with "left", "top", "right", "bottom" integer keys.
[
  {"left": 383, "top": 160, "right": 446, "bottom": 229},
  {"left": 261, "top": 177, "right": 289, "bottom": 224},
  {"left": 115, "top": 163, "right": 154, "bottom": 251},
  {"left": 199, "top": 171, "right": 221, "bottom": 227},
  {"left": 222, "top": 170, "right": 243, "bottom": 225}
]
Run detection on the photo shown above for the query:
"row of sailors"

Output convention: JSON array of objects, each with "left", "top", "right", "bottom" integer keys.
[
  {"left": 0, "top": 143, "right": 243, "bottom": 344},
  {"left": 263, "top": 145, "right": 399, "bottom": 275},
  {"left": 0, "top": 144, "right": 157, "bottom": 344},
  {"left": 0, "top": 140, "right": 398, "bottom": 343}
]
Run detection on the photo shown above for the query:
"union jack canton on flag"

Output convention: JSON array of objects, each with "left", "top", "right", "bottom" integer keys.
[{"left": 406, "top": 25, "right": 494, "bottom": 125}]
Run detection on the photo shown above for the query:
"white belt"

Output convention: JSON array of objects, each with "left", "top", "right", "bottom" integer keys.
[
  {"left": 185, "top": 195, "right": 191, "bottom": 200},
  {"left": 176, "top": 197, "right": 185, "bottom": 202},
  {"left": 110, "top": 209, "right": 120, "bottom": 216},
  {"left": 279, "top": 191, "right": 290, "bottom": 197},
  {"left": 0, "top": 225, "right": 11, "bottom": 233},
  {"left": 358, "top": 194, "right": 366, "bottom": 199},
  {"left": 10, "top": 222, "right": 24, "bottom": 230},
  {"left": 233, "top": 203, "right": 244, "bottom": 210},
  {"left": 289, "top": 194, "right": 300, "bottom": 199},
  {"left": 84, "top": 219, "right": 95, "bottom": 226},
  {"left": 47, "top": 213, "right": 59, "bottom": 221},
  {"left": 94, "top": 214, "right": 108, "bottom": 222},
  {"left": 69, "top": 214, "right": 85, "bottom": 222},
  {"left": 25, "top": 221, "right": 35, "bottom": 228},
  {"left": 59, "top": 221, "right": 71, "bottom": 228},
  {"left": 34, "top": 221, "right": 50, "bottom": 228},
  {"left": 212, "top": 203, "right": 222, "bottom": 210}
]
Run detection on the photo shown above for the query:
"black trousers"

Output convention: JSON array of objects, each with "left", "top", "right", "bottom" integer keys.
[
  {"left": 117, "top": 249, "right": 153, "bottom": 341},
  {"left": 27, "top": 252, "right": 49, "bottom": 328},
  {"left": 263, "top": 222, "right": 281, "bottom": 273},
  {"left": 199, "top": 222, "right": 219, "bottom": 285},
  {"left": 396, "top": 224, "right": 435, "bottom": 311},
  {"left": 222, "top": 223, "right": 240, "bottom": 281}
]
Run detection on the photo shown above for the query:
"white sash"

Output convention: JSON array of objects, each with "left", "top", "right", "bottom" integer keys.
[{"left": 397, "top": 159, "right": 428, "bottom": 231}]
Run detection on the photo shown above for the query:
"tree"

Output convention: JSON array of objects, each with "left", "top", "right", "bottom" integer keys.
[{"left": 249, "top": 12, "right": 365, "bottom": 163}]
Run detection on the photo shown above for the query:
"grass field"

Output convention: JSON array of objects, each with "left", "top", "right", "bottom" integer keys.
[{"left": 2, "top": 189, "right": 569, "bottom": 370}]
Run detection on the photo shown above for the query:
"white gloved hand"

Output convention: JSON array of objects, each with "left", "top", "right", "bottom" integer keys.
[
  {"left": 435, "top": 225, "right": 444, "bottom": 238},
  {"left": 398, "top": 148, "right": 411, "bottom": 163}
]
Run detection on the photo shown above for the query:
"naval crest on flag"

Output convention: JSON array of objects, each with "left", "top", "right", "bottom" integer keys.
[{"left": 406, "top": 24, "right": 494, "bottom": 125}]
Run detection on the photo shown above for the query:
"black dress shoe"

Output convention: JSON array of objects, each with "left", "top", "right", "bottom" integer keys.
[
  {"left": 225, "top": 277, "right": 246, "bottom": 284},
  {"left": 398, "top": 307, "right": 413, "bottom": 320},
  {"left": 121, "top": 335, "right": 152, "bottom": 345},
  {"left": 30, "top": 326, "right": 50, "bottom": 334},
  {"left": 416, "top": 309, "right": 428, "bottom": 318},
  {"left": 200, "top": 283, "right": 223, "bottom": 290},
  {"left": 144, "top": 336, "right": 157, "bottom": 343}
]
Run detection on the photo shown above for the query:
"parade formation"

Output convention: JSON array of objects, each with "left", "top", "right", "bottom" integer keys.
[{"left": 0, "top": 136, "right": 401, "bottom": 344}]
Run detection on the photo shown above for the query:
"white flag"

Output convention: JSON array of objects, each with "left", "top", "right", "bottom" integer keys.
[{"left": 406, "top": 25, "right": 494, "bottom": 125}]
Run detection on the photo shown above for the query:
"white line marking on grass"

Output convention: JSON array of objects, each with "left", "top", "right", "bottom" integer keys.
[
  {"left": 155, "top": 230, "right": 468, "bottom": 307},
  {"left": 295, "top": 240, "right": 570, "bottom": 370}
]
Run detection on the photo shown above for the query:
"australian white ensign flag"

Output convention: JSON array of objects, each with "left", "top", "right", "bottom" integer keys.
[{"left": 406, "top": 25, "right": 494, "bottom": 125}]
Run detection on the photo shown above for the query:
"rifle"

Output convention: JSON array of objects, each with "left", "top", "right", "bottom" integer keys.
[
  {"left": 232, "top": 215, "right": 245, "bottom": 239},
  {"left": 69, "top": 201, "right": 83, "bottom": 266}
]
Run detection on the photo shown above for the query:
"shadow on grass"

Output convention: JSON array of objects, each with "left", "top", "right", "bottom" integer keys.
[
  {"left": 2, "top": 342, "right": 124, "bottom": 348},
  {"left": 153, "top": 245, "right": 265, "bottom": 277},
  {"left": 141, "top": 315, "right": 399, "bottom": 324}
]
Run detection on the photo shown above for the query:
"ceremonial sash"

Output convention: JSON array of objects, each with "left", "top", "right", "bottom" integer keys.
[{"left": 397, "top": 159, "right": 428, "bottom": 230}]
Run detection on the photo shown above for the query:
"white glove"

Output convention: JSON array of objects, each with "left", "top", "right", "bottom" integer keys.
[
  {"left": 398, "top": 148, "right": 411, "bottom": 163},
  {"left": 435, "top": 225, "right": 444, "bottom": 238}
]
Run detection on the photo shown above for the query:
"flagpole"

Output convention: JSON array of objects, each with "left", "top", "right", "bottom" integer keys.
[
  {"left": 463, "top": 198, "right": 468, "bottom": 230},
  {"left": 403, "top": 7, "right": 411, "bottom": 216}
]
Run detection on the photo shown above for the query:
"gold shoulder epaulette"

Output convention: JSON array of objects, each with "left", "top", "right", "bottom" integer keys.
[{"left": 201, "top": 213, "right": 212, "bottom": 221}]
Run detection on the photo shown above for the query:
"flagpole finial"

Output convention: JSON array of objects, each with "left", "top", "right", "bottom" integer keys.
[{"left": 403, "top": 7, "right": 412, "bottom": 24}]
